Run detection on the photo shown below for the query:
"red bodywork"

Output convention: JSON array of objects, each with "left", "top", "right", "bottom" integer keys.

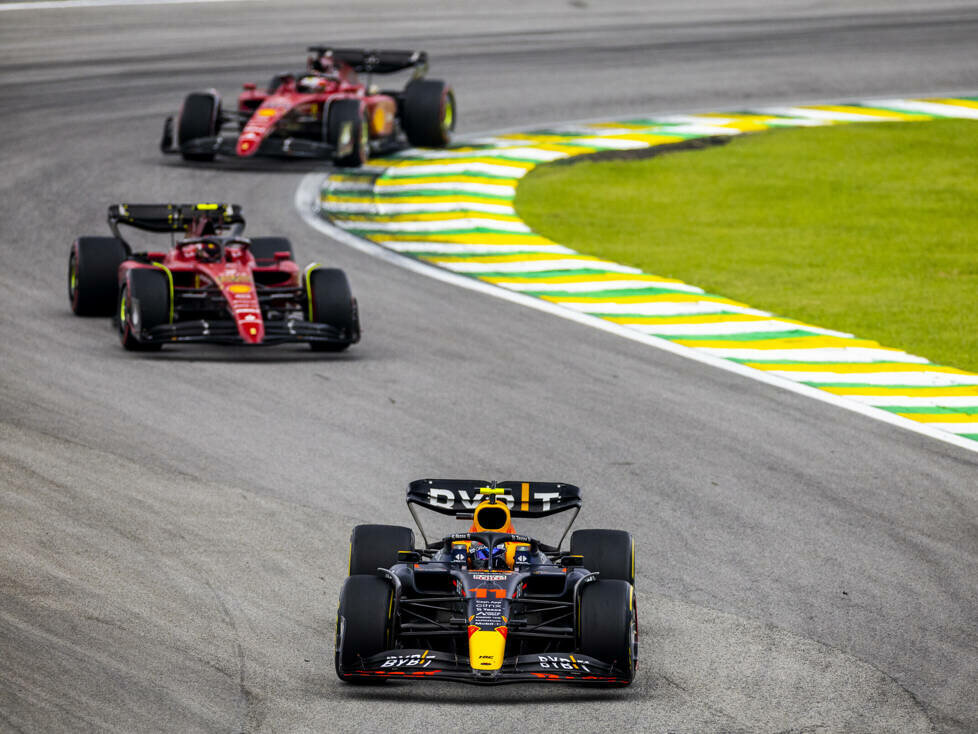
[
  {"left": 119, "top": 217, "right": 299, "bottom": 345},
  {"left": 234, "top": 66, "right": 395, "bottom": 157}
]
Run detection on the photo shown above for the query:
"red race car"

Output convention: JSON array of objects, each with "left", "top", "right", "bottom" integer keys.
[
  {"left": 68, "top": 203, "right": 360, "bottom": 352},
  {"left": 161, "top": 46, "right": 456, "bottom": 167}
]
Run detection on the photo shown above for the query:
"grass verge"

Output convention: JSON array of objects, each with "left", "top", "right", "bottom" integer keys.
[{"left": 515, "top": 119, "right": 978, "bottom": 372}]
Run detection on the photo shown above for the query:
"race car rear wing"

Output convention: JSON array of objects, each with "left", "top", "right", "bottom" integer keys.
[
  {"left": 107, "top": 203, "right": 245, "bottom": 245},
  {"left": 307, "top": 46, "right": 429, "bottom": 76},
  {"left": 407, "top": 479, "right": 582, "bottom": 548}
]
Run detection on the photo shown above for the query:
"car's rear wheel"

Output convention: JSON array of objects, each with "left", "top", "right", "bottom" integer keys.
[
  {"left": 178, "top": 91, "right": 222, "bottom": 162},
  {"left": 578, "top": 579, "right": 637, "bottom": 684},
  {"left": 248, "top": 236, "right": 294, "bottom": 265},
  {"left": 348, "top": 524, "right": 415, "bottom": 576},
  {"left": 306, "top": 267, "right": 359, "bottom": 352},
  {"left": 335, "top": 574, "right": 395, "bottom": 682},
  {"left": 328, "top": 99, "right": 368, "bottom": 168},
  {"left": 402, "top": 79, "right": 455, "bottom": 148},
  {"left": 570, "top": 529, "right": 634, "bottom": 584},
  {"left": 68, "top": 237, "right": 128, "bottom": 316},
  {"left": 117, "top": 269, "right": 169, "bottom": 351}
]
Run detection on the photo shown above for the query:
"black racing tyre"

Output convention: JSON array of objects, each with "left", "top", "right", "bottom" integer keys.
[
  {"left": 68, "top": 237, "right": 127, "bottom": 316},
  {"left": 248, "top": 236, "right": 294, "bottom": 264},
  {"left": 307, "top": 267, "right": 359, "bottom": 352},
  {"left": 348, "top": 524, "right": 415, "bottom": 576},
  {"left": 335, "top": 574, "right": 395, "bottom": 682},
  {"left": 327, "top": 99, "right": 368, "bottom": 167},
  {"left": 117, "top": 268, "right": 170, "bottom": 352},
  {"left": 402, "top": 79, "right": 455, "bottom": 148},
  {"left": 570, "top": 529, "right": 634, "bottom": 584},
  {"left": 178, "top": 91, "right": 222, "bottom": 162},
  {"left": 578, "top": 579, "right": 638, "bottom": 684}
]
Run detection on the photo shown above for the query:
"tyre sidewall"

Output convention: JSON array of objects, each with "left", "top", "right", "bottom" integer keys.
[
  {"left": 328, "top": 99, "right": 368, "bottom": 167},
  {"left": 335, "top": 575, "right": 395, "bottom": 681},
  {"left": 348, "top": 524, "right": 415, "bottom": 576},
  {"left": 69, "top": 237, "right": 127, "bottom": 316},
  {"left": 578, "top": 579, "right": 637, "bottom": 683},
  {"left": 402, "top": 79, "right": 454, "bottom": 148},
  {"left": 117, "top": 269, "right": 169, "bottom": 351},
  {"left": 570, "top": 529, "right": 634, "bottom": 584},
  {"left": 307, "top": 267, "right": 359, "bottom": 350},
  {"left": 178, "top": 91, "right": 221, "bottom": 161}
]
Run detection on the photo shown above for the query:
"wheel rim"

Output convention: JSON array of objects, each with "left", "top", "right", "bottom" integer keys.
[
  {"left": 118, "top": 286, "right": 128, "bottom": 334},
  {"left": 442, "top": 93, "right": 455, "bottom": 132},
  {"left": 68, "top": 251, "right": 78, "bottom": 300},
  {"left": 359, "top": 118, "right": 369, "bottom": 163},
  {"left": 628, "top": 591, "right": 638, "bottom": 675}
]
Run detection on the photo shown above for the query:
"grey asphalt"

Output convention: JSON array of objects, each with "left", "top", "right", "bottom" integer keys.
[{"left": 1, "top": 1, "right": 977, "bottom": 732}]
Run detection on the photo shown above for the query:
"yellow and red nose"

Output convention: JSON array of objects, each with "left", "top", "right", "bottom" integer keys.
[
  {"left": 236, "top": 133, "right": 261, "bottom": 157},
  {"left": 468, "top": 626, "right": 507, "bottom": 671}
]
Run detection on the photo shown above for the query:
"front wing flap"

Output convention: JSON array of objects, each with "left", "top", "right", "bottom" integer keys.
[
  {"left": 172, "top": 134, "right": 338, "bottom": 160},
  {"left": 340, "top": 648, "right": 629, "bottom": 685},
  {"left": 138, "top": 319, "right": 354, "bottom": 346}
]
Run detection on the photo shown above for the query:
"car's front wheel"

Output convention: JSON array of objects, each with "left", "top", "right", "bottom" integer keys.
[
  {"left": 335, "top": 574, "right": 395, "bottom": 682},
  {"left": 177, "top": 91, "right": 222, "bottom": 162},
  {"left": 306, "top": 267, "right": 359, "bottom": 352},
  {"left": 578, "top": 579, "right": 637, "bottom": 685},
  {"left": 328, "top": 99, "right": 368, "bottom": 168},
  {"left": 117, "top": 269, "right": 170, "bottom": 351}
]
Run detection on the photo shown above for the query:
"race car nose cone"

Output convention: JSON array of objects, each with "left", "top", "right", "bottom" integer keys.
[
  {"left": 468, "top": 628, "right": 506, "bottom": 671},
  {"left": 236, "top": 133, "right": 262, "bottom": 157}
]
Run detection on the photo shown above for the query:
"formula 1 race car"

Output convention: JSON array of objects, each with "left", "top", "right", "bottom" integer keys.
[
  {"left": 335, "top": 479, "right": 637, "bottom": 685},
  {"left": 68, "top": 203, "right": 360, "bottom": 351},
  {"left": 161, "top": 46, "right": 455, "bottom": 166}
]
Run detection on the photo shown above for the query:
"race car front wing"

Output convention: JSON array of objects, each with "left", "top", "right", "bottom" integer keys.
[
  {"left": 339, "top": 648, "right": 631, "bottom": 685},
  {"left": 138, "top": 318, "right": 355, "bottom": 346}
]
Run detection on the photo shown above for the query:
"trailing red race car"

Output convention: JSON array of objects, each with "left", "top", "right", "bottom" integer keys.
[
  {"left": 68, "top": 203, "right": 360, "bottom": 352},
  {"left": 161, "top": 46, "right": 456, "bottom": 166},
  {"left": 336, "top": 479, "right": 638, "bottom": 685}
]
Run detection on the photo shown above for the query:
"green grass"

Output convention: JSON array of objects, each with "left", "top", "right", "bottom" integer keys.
[{"left": 515, "top": 119, "right": 978, "bottom": 372}]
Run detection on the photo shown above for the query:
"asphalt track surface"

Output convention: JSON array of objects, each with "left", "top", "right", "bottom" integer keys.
[{"left": 1, "top": 1, "right": 977, "bottom": 732}]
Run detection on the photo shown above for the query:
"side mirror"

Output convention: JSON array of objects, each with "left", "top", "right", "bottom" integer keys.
[
  {"left": 273, "top": 251, "right": 291, "bottom": 261},
  {"left": 243, "top": 82, "right": 257, "bottom": 91},
  {"left": 397, "top": 550, "right": 421, "bottom": 562},
  {"left": 561, "top": 554, "right": 584, "bottom": 567}
]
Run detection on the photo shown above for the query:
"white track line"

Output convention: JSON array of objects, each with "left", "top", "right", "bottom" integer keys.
[{"left": 296, "top": 173, "right": 978, "bottom": 455}]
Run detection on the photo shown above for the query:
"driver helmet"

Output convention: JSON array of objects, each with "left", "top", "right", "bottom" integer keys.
[
  {"left": 469, "top": 542, "right": 490, "bottom": 570},
  {"left": 298, "top": 74, "right": 330, "bottom": 93},
  {"left": 468, "top": 542, "right": 507, "bottom": 570},
  {"left": 196, "top": 239, "right": 223, "bottom": 263}
]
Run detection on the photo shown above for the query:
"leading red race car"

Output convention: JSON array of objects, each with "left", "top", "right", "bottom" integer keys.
[
  {"left": 161, "top": 46, "right": 456, "bottom": 166},
  {"left": 68, "top": 203, "right": 360, "bottom": 351}
]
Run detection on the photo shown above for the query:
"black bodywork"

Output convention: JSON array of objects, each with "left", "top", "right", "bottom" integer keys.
[{"left": 336, "top": 480, "right": 637, "bottom": 685}]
